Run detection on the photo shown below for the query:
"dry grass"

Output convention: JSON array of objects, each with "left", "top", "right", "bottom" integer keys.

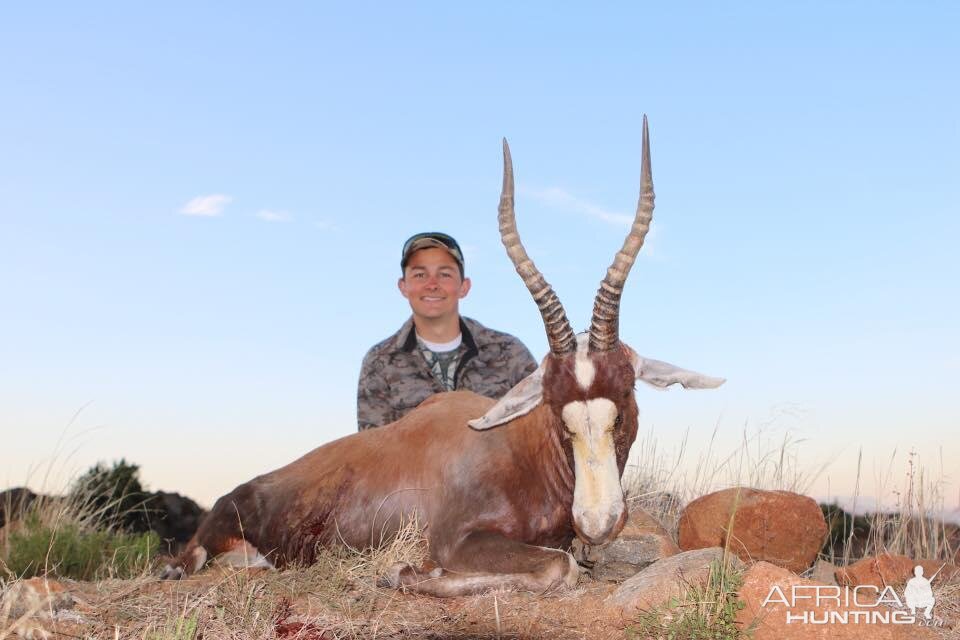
[
  {"left": 622, "top": 419, "right": 832, "bottom": 535},
  {"left": 859, "top": 449, "right": 957, "bottom": 562}
]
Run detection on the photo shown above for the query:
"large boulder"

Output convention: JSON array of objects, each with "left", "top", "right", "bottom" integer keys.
[
  {"left": 605, "top": 547, "right": 744, "bottom": 617},
  {"left": 835, "top": 553, "right": 959, "bottom": 588},
  {"left": 573, "top": 508, "right": 680, "bottom": 581},
  {"left": 678, "top": 488, "right": 827, "bottom": 573},
  {"left": 736, "top": 561, "right": 939, "bottom": 639}
]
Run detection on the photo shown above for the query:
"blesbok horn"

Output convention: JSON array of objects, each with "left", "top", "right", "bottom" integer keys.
[
  {"left": 498, "top": 139, "right": 577, "bottom": 355},
  {"left": 588, "top": 115, "right": 655, "bottom": 352}
]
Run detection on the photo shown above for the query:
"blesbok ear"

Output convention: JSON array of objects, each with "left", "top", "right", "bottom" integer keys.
[
  {"left": 468, "top": 364, "right": 545, "bottom": 430},
  {"left": 623, "top": 344, "right": 726, "bottom": 390}
]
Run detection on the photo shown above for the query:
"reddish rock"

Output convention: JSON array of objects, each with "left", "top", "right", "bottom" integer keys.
[
  {"left": 605, "top": 547, "right": 743, "bottom": 616},
  {"left": 810, "top": 559, "right": 839, "bottom": 586},
  {"left": 835, "top": 553, "right": 959, "bottom": 588},
  {"left": 573, "top": 508, "right": 680, "bottom": 581},
  {"left": 0, "top": 577, "right": 74, "bottom": 618},
  {"left": 678, "top": 488, "right": 827, "bottom": 573},
  {"left": 737, "top": 561, "right": 938, "bottom": 639}
]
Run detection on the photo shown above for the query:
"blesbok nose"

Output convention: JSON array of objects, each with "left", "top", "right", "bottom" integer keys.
[{"left": 573, "top": 498, "right": 627, "bottom": 545}]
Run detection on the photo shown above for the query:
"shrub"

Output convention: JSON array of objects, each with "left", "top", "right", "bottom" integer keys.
[
  {"left": 2, "top": 511, "right": 159, "bottom": 580},
  {"left": 69, "top": 459, "right": 151, "bottom": 532}
]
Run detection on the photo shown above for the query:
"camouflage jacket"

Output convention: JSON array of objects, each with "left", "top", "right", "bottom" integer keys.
[{"left": 357, "top": 316, "right": 538, "bottom": 430}]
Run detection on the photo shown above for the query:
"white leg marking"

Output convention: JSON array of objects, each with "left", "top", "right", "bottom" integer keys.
[
  {"left": 213, "top": 541, "right": 274, "bottom": 570},
  {"left": 191, "top": 546, "right": 209, "bottom": 573}
]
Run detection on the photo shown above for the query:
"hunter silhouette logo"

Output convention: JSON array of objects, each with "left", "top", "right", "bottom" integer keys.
[
  {"left": 904, "top": 564, "right": 939, "bottom": 620},
  {"left": 761, "top": 562, "right": 946, "bottom": 626}
]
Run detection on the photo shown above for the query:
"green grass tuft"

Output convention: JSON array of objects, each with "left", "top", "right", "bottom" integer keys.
[
  {"left": 145, "top": 611, "right": 201, "bottom": 640},
  {"left": 626, "top": 558, "right": 752, "bottom": 640},
  {"left": 3, "top": 511, "right": 159, "bottom": 580}
]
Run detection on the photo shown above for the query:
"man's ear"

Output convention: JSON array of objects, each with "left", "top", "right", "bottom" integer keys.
[
  {"left": 398, "top": 277, "right": 409, "bottom": 300},
  {"left": 459, "top": 277, "right": 472, "bottom": 298}
]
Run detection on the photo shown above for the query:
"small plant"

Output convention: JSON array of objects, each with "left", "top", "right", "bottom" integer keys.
[
  {"left": 626, "top": 558, "right": 752, "bottom": 640},
  {"left": 146, "top": 611, "right": 201, "bottom": 640},
  {"left": 3, "top": 510, "right": 159, "bottom": 580}
]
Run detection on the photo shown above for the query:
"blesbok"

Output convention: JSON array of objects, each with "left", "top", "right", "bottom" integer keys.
[{"left": 163, "top": 116, "right": 723, "bottom": 596}]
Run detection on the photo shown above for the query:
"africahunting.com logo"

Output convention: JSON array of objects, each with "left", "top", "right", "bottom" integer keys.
[{"left": 762, "top": 564, "right": 945, "bottom": 627}]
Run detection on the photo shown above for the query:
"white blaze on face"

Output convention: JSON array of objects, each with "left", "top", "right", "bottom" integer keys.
[
  {"left": 561, "top": 397, "right": 625, "bottom": 544},
  {"left": 574, "top": 346, "right": 596, "bottom": 390}
]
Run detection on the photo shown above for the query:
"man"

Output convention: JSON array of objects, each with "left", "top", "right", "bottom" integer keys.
[{"left": 357, "top": 232, "right": 537, "bottom": 430}]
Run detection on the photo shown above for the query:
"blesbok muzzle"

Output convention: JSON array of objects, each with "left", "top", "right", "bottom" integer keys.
[{"left": 563, "top": 397, "right": 628, "bottom": 545}]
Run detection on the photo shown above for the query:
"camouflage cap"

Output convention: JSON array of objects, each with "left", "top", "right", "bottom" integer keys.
[{"left": 401, "top": 232, "right": 465, "bottom": 274}]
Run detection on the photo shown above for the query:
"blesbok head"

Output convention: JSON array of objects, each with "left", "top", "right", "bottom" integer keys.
[{"left": 469, "top": 116, "right": 723, "bottom": 545}]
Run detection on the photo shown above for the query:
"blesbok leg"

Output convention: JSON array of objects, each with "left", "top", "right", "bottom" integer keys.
[
  {"left": 381, "top": 531, "right": 579, "bottom": 597},
  {"left": 161, "top": 484, "right": 274, "bottom": 578}
]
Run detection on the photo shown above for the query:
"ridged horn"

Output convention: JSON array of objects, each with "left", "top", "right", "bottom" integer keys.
[
  {"left": 588, "top": 114, "right": 655, "bottom": 352},
  {"left": 498, "top": 138, "right": 577, "bottom": 355}
]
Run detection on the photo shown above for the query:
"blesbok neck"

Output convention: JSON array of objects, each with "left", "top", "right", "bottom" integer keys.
[{"left": 502, "top": 403, "right": 575, "bottom": 502}]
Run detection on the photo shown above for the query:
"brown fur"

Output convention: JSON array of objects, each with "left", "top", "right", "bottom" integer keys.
[{"left": 169, "top": 347, "right": 642, "bottom": 595}]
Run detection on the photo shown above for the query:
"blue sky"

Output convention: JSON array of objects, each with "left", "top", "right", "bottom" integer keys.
[{"left": 2, "top": 3, "right": 957, "bottom": 510}]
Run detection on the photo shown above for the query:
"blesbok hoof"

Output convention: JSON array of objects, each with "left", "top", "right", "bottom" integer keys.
[
  {"left": 377, "top": 561, "right": 411, "bottom": 589},
  {"left": 159, "top": 564, "right": 185, "bottom": 580}
]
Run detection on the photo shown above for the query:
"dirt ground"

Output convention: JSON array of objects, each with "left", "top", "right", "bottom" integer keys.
[
  {"left": 6, "top": 563, "right": 959, "bottom": 639},
  {"left": 9, "top": 567, "right": 634, "bottom": 640}
]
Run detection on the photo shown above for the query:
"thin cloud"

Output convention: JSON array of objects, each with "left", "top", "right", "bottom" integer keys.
[
  {"left": 519, "top": 186, "right": 634, "bottom": 227},
  {"left": 256, "top": 209, "right": 293, "bottom": 223},
  {"left": 179, "top": 194, "right": 232, "bottom": 217}
]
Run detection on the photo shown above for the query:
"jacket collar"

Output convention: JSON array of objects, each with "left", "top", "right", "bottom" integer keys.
[{"left": 394, "top": 316, "right": 479, "bottom": 354}]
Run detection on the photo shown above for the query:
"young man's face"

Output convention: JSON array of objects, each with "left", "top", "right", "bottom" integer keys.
[{"left": 398, "top": 247, "right": 471, "bottom": 323}]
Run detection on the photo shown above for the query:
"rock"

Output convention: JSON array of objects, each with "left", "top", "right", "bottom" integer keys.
[
  {"left": 809, "top": 559, "right": 839, "bottom": 586},
  {"left": 678, "top": 487, "right": 827, "bottom": 573},
  {"left": 573, "top": 509, "right": 680, "bottom": 581},
  {"left": 605, "top": 547, "right": 743, "bottom": 616},
  {"left": 835, "top": 553, "right": 959, "bottom": 588},
  {"left": 1, "top": 577, "right": 75, "bottom": 618},
  {"left": 736, "top": 561, "right": 939, "bottom": 639}
]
